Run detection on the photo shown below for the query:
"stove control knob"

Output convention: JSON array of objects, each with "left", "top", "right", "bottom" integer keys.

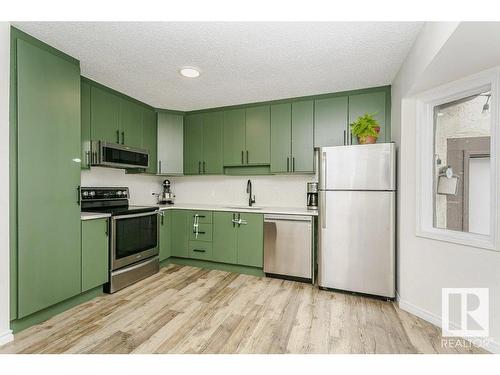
[
  {"left": 116, "top": 191, "right": 122, "bottom": 196},
  {"left": 122, "top": 191, "right": 127, "bottom": 196},
  {"left": 89, "top": 191, "right": 95, "bottom": 197},
  {"left": 82, "top": 191, "right": 89, "bottom": 197}
]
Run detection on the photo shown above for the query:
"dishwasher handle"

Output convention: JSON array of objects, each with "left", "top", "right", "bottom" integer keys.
[{"left": 264, "top": 214, "right": 312, "bottom": 222}]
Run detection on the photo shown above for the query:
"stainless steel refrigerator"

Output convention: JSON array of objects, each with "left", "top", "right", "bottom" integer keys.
[{"left": 318, "top": 143, "right": 396, "bottom": 298}]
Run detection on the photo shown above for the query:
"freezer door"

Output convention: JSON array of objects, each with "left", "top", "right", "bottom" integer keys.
[
  {"left": 318, "top": 190, "right": 395, "bottom": 298},
  {"left": 319, "top": 143, "right": 395, "bottom": 191}
]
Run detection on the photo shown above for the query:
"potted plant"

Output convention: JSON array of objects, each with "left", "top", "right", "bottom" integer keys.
[{"left": 349, "top": 113, "right": 381, "bottom": 144}]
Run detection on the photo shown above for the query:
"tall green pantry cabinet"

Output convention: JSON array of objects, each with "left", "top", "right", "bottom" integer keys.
[{"left": 14, "top": 37, "right": 82, "bottom": 319}]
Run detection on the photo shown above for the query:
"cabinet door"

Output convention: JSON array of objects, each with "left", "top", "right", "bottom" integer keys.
[
  {"left": 81, "top": 219, "right": 109, "bottom": 292},
  {"left": 245, "top": 106, "right": 270, "bottom": 165},
  {"left": 184, "top": 114, "right": 203, "bottom": 175},
  {"left": 314, "top": 96, "right": 348, "bottom": 147},
  {"left": 142, "top": 108, "right": 157, "bottom": 174},
  {"left": 159, "top": 211, "right": 171, "bottom": 261},
  {"left": 157, "top": 112, "right": 184, "bottom": 175},
  {"left": 348, "top": 91, "right": 387, "bottom": 144},
  {"left": 81, "top": 80, "right": 91, "bottom": 169},
  {"left": 91, "top": 85, "right": 121, "bottom": 143},
  {"left": 212, "top": 212, "right": 238, "bottom": 264},
  {"left": 203, "top": 111, "right": 223, "bottom": 174},
  {"left": 120, "top": 99, "right": 143, "bottom": 147},
  {"left": 270, "top": 103, "right": 291, "bottom": 173},
  {"left": 291, "top": 100, "right": 314, "bottom": 173},
  {"left": 223, "top": 109, "right": 246, "bottom": 166},
  {"left": 171, "top": 210, "right": 189, "bottom": 258},
  {"left": 236, "top": 213, "right": 264, "bottom": 267},
  {"left": 17, "top": 39, "right": 82, "bottom": 318}
]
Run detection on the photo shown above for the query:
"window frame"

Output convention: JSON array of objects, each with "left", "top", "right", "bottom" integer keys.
[{"left": 416, "top": 69, "right": 500, "bottom": 251}]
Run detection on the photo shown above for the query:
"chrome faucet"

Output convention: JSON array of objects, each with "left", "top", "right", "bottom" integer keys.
[{"left": 246, "top": 179, "right": 256, "bottom": 207}]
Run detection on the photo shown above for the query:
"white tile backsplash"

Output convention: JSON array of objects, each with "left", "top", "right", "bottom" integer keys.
[{"left": 81, "top": 167, "right": 316, "bottom": 208}]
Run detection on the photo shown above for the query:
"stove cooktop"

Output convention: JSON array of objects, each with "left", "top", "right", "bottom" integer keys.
[{"left": 84, "top": 205, "right": 158, "bottom": 216}]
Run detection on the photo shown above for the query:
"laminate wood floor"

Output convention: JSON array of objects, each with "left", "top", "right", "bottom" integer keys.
[{"left": 0, "top": 264, "right": 487, "bottom": 354}]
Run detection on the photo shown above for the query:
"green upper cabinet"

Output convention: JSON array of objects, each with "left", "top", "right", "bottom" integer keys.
[
  {"left": 90, "top": 85, "right": 121, "bottom": 143},
  {"left": 245, "top": 106, "right": 270, "bottom": 165},
  {"left": 270, "top": 103, "right": 292, "bottom": 173},
  {"left": 142, "top": 108, "right": 157, "bottom": 174},
  {"left": 212, "top": 212, "right": 238, "bottom": 264},
  {"left": 236, "top": 213, "right": 264, "bottom": 267},
  {"left": 120, "top": 98, "right": 143, "bottom": 148},
  {"left": 223, "top": 109, "right": 246, "bottom": 166},
  {"left": 81, "top": 218, "right": 109, "bottom": 292},
  {"left": 157, "top": 112, "right": 184, "bottom": 175},
  {"left": 81, "top": 80, "right": 91, "bottom": 169},
  {"left": 202, "top": 111, "right": 224, "bottom": 174},
  {"left": 16, "top": 39, "right": 82, "bottom": 318},
  {"left": 291, "top": 101, "right": 314, "bottom": 173},
  {"left": 184, "top": 114, "right": 203, "bottom": 175},
  {"left": 159, "top": 210, "right": 172, "bottom": 261},
  {"left": 348, "top": 90, "right": 388, "bottom": 144},
  {"left": 314, "top": 96, "right": 348, "bottom": 147},
  {"left": 270, "top": 101, "right": 313, "bottom": 173}
]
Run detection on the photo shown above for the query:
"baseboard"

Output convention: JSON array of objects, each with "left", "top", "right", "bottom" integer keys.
[
  {"left": 0, "top": 330, "right": 14, "bottom": 346},
  {"left": 398, "top": 298, "right": 500, "bottom": 354},
  {"left": 166, "top": 257, "right": 265, "bottom": 277}
]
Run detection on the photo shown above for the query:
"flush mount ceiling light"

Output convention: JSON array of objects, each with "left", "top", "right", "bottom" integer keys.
[{"left": 179, "top": 67, "right": 200, "bottom": 78}]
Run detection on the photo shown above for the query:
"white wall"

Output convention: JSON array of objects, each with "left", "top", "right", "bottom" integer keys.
[
  {"left": 0, "top": 22, "right": 12, "bottom": 346},
  {"left": 392, "top": 22, "right": 500, "bottom": 353},
  {"left": 81, "top": 167, "right": 315, "bottom": 208}
]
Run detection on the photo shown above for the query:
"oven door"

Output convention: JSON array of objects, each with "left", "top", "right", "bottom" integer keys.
[{"left": 111, "top": 211, "right": 158, "bottom": 270}]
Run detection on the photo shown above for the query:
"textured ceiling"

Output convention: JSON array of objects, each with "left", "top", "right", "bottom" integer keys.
[{"left": 13, "top": 22, "right": 423, "bottom": 111}]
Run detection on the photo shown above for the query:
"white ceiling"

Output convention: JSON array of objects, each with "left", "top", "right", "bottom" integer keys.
[{"left": 14, "top": 22, "right": 423, "bottom": 111}]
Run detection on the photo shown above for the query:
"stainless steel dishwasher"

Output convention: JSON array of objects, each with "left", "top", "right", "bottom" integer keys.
[{"left": 264, "top": 214, "right": 313, "bottom": 283}]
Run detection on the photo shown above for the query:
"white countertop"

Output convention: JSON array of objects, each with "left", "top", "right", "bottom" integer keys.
[
  {"left": 81, "top": 212, "right": 112, "bottom": 221},
  {"left": 155, "top": 203, "right": 318, "bottom": 216}
]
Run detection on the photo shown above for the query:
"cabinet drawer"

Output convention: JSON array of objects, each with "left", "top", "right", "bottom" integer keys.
[
  {"left": 189, "top": 223, "right": 213, "bottom": 242},
  {"left": 189, "top": 210, "right": 212, "bottom": 224},
  {"left": 188, "top": 241, "right": 213, "bottom": 260}
]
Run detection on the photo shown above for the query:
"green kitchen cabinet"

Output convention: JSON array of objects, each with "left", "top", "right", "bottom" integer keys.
[
  {"left": 202, "top": 111, "right": 224, "bottom": 174},
  {"left": 314, "top": 96, "right": 348, "bottom": 147},
  {"left": 212, "top": 212, "right": 238, "bottom": 264},
  {"left": 81, "top": 80, "right": 91, "bottom": 169},
  {"left": 159, "top": 210, "right": 172, "bottom": 261},
  {"left": 171, "top": 210, "right": 189, "bottom": 258},
  {"left": 142, "top": 108, "right": 157, "bottom": 174},
  {"left": 81, "top": 218, "right": 109, "bottom": 292},
  {"left": 236, "top": 213, "right": 264, "bottom": 267},
  {"left": 184, "top": 114, "right": 204, "bottom": 175},
  {"left": 120, "top": 99, "right": 143, "bottom": 148},
  {"left": 291, "top": 101, "right": 314, "bottom": 173},
  {"left": 348, "top": 91, "right": 387, "bottom": 144},
  {"left": 223, "top": 109, "right": 246, "bottom": 166},
  {"left": 16, "top": 39, "right": 82, "bottom": 318},
  {"left": 270, "top": 101, "right": 313, "bottom": 173},
  {"left": 188, "top": 241, "right": 213, "bottom": 261},
  {"left": 245, "top": 106, "right": 270, "bottom": 165},
  {"left": 91, "top": 85, "right": 121, "bottom": 143},
  {"left": 270, "top": 103, "right": 291, "bottom": 173}
]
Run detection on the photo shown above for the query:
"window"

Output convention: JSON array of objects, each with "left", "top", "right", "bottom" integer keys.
[{"left": 416, "top": 70, "right": 499, "bottom": 250}]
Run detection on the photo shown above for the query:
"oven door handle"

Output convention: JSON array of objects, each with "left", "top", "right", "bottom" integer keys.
[{"left": 111, "top": 211, "right": 158, "bottom": 220}]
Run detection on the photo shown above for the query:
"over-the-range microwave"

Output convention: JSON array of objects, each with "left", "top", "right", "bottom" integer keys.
[{"left": 90, "top": 141, "right": 150, "bottom": 169}]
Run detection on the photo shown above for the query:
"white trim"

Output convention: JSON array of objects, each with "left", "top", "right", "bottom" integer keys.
[
  {"left": 0, "top": 330, "right": 13, "bottom": 346},
  {"left": 398, "top": 298, "right": 500, "bottom": 354},
  {"left": 415, "top": 67, "right": 500, "bottom": 251}
]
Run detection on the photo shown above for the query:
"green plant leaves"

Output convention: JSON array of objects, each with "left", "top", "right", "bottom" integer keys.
[{"left": 350, "top": 112, "right": 380, "bottom": 137}]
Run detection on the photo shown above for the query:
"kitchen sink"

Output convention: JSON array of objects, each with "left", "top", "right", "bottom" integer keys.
[{"left": 225, "top": 206, "right": 263, "bottom": 210}]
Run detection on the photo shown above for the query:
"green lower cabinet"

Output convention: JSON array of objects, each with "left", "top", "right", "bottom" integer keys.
[
  {"left": 81, "top": 219, "right": 109, "bottom": 292},
  {"left": 189, "top": 223, "right": 213, "bottom": 242},
  {"left": 159, "top": 210, "right": 172, "bottom": 261},
  {"left": 236, "top": 213, "right": 264, "bottom": 267},
  {"left": 212, "top": 212, "right": 238, "bottom": 264},
  {"left": 188, "top": 241, "right": 213, "bottom": 260},
  {"left": 171, "top": 210, "right": 189, "bottom": 257}
]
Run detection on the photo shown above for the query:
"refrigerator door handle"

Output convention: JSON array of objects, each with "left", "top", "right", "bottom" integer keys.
[
  {"left": 320, "top": 152, "right": 327, "bottom": 190},
  {"left": 320, "top": 191, "right": 326, "bottom": 229}
]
